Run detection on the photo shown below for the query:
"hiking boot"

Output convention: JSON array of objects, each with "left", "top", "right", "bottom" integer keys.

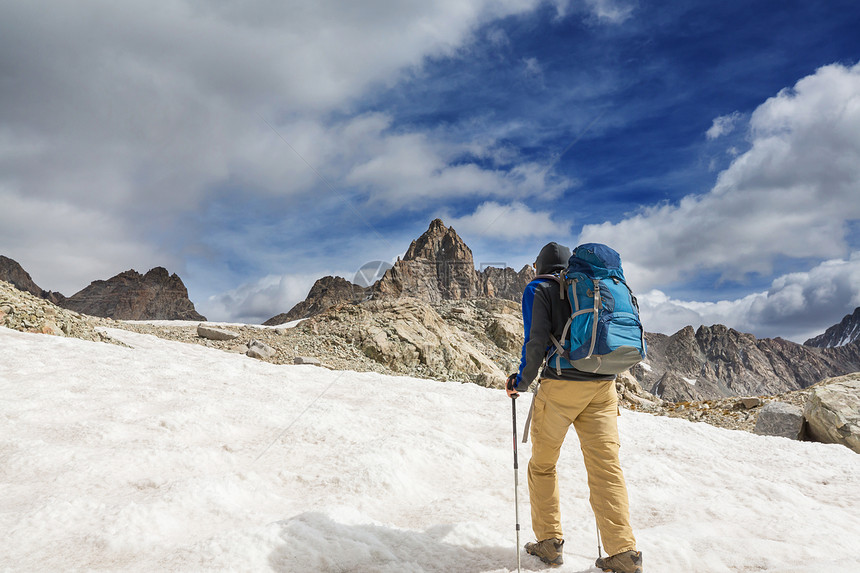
[
  {"left": 595, "top": 549, "right": 643, "bottom": 573},
  {"left": 524, "top": 537, "right": 564, "bottom": 566}
]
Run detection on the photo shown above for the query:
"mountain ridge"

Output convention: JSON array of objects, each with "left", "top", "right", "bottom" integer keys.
[{"left": 805, "top": 307, "right": 860, "bottom": 348}]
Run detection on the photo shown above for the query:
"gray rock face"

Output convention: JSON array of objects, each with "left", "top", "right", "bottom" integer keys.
[
  {"left": 264, "top": 275, "right": 365, "bottom": 325},
  {"left": 805, "top": 307, "right": 860, "bottom": 348},
  {"left": 375, "top": 219, "right": 482, "bottom": 302},
  {"left": 246, "top": 339, "right": 276, "bottom": 360},
  {"left": 197, "top": 324, "right": 240, "bottom": 341},
  {"left": 803, "top": 374, "right": 860, "bottom": 453},
  {"left": 263, "top": 219, "right": 535, "bottom": 325},
  {"left": 61, "top": 267, "right": 205, "bottom": 321},
  {"left": 299, "top": 297, "right": 509, "bottom": 385},
  {"left": 754, "top": 401, "right": 805, "bottom": 440},
  {"left": 0, "top": 279, "right": 111, "bottom": 342},
  {"left": 478, "top": 265, "right": 534, "bottom": 302},
  {"left": 633, "top": 325, "right": 860, "bottom": 401},
  {"left": 0, "top": 255, "right": 65, "bottom": 304}
]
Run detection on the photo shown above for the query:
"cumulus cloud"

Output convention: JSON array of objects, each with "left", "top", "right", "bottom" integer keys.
[
  {"left": 638, "top": 252, "right": 860, "bottom": 342},
  {"left": 199, "top": 272, "right": 334, "bottom": 326},
  {"left": 1, "top": 0, "right": 563, "bottom": 298},
  {"left": 340, "top": 115, "right": 573, "bottom": 206},
  {"left": 0, "top": 185, "right": 176, "bottom": 295},
  {"left": 580, "top": 61, "right": 860, "bottom": 292},
  {"left": 558, "top": 0, "right": 635, "bottom": 23},
  {"left": 444, "top": 201, "right": 572, "bottom": 239},
  {"left": 706, "top": 111, "right": 743, "bottom": 139}
]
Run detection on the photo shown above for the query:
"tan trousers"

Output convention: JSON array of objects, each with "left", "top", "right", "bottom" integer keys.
[{"left": 527, "top": 378, "right": 636, "bottom": 556}]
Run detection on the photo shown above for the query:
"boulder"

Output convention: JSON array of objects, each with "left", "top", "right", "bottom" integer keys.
[
  {"left": 247, "top": 340, "right": 276, "bottom": 360},
  {"left": 197, "top": 324, "right": 240, "bottom": 341},
  {"left": 739, "top": 397, "right": 762, "bottom": 409},
  {"left": 754, "top": 401, "right": 805, "bottom": 440},
  {"left": 294, "top": 356, "right": 321, "bottom": 365},
  {"left": 803, "top": 374, "right": 860, "bottom": 453}
]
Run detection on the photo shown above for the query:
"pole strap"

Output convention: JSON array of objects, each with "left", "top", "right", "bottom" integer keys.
[{"left": 521, "top": 382, "right": 540, "bottom": 443}]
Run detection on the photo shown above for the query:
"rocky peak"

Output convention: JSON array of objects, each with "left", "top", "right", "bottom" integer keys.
[
  {"left": 375, "top": 220, "right": 480, "bottom": 302},
  {"left": 61, "top": 267, "right": 206, "bottom": 321},
  {"left": 263, "top": 275, "right": 366, "bottom": 325},
  {"left": 633, "top": 323, "right": 860, "bottom": 402},
  {"left": 805, "top": 307, "right": 860, "bottom": 348},
  {"left": 403, "top": 218, "right": 474, "bottom": 264},
  {"left": 264, "top": 218, "right": 535, "bottom": 324},
  {"left": 0, "top": 255, "right": 65, "bottom": 303}
]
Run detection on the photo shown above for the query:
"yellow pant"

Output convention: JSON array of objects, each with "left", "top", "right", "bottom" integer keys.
[{"left": 527, "top": 379, "right": 636, "bottom": 556}]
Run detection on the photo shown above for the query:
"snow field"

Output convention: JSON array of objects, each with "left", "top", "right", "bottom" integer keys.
[{"left": 1, "top": 326, "right": 859, "bottom": 572}]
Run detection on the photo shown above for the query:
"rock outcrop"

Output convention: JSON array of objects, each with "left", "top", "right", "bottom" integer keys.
[
  {"left": 803, "top": 374, "right": 860, "bottom": 453},
  {"left": 753, "top": 401, "right": 805, "bottom": 440},
  {"left": 61, "top": 267, "right": 206, "bottom": 321},
  {"left": 297, "top": 297, "right": 515, "bottom": 385},
  {"left": 374, "top": 219, "right": 483, "bottom": 302},
  {"left": 264, "top": 219, "right": 534, "bottom": 325},
  {"left": 0, "top": 255, "right": 65, "bottom": 304},
  {"left": 0, "top": 279, "right": 112, "bottom": 342},
  {"left": 634, "top": 325, "right": 860, "bottom": 401},
  {"left": 264, "top": 276, "right": 366, "bottom": 325},
  {"left": 805, "top": 307, "right": 860, "bottom": 348}
]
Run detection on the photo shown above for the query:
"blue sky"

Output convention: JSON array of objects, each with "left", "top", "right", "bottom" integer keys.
[{"left": 2, "top": 0, "right": 860, "bottom": 341}]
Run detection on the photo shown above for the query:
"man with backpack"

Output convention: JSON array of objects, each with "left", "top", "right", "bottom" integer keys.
[{"left": 506, "top": 241, "right": 644, "bottom": 573}]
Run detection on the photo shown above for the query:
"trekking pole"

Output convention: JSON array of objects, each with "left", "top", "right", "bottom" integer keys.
[
  {"left": 511, "top": 395, "right": 522, "bottom": 573},
  {"left": 596, "top": 516, "right": 603, "bottom": 559}
]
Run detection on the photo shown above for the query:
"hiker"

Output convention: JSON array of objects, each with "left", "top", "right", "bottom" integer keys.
[{"left": 506, "top": 241, "right": 643, "bottom": 573}]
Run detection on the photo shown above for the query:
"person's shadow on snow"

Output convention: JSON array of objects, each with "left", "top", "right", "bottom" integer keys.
[{"left": 267, "top": 512, "right": 598, "bottom": 572}]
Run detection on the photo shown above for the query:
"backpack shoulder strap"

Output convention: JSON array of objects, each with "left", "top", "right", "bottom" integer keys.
[{"left": 533, "top": 273, "right": 567, "bottom": 300}]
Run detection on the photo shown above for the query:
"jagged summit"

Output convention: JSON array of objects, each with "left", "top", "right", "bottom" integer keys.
[
  {"left": 264, "top": 219, "right": 534, "bottom": 324},
  {"left": 805, "top": 307, "right": 860, "bottom": 348},
  {"left": 62, "top": 267, "right": 206, "bottom": 321},
  {"left": 263, "top": 275, "right": 366, "bottom": 325},
  {"left": 402, "top": 218, "right": 473, "bottom": 263}
]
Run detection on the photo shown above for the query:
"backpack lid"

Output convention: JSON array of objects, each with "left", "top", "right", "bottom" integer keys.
[{"left": 568, "top": 243, "right": 624, "bottom": 279}]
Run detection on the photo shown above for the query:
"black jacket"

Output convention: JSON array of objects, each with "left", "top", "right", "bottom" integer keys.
[{"left": 516, "top": 243, "right": 615, "bottom": 391}]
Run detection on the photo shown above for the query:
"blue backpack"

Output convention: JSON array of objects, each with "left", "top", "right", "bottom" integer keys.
[{"left": 540, "top": 243, "right": 646, "bottom": 375}]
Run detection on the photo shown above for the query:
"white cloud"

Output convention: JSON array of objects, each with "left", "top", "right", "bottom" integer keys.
[
  {"left": 0, "top": 186, "right": 176, "bottom": 295},
  {"left": 338, "top": 115, "right": 573, "bottom": 206},
  {"left": 199, "top": 272, "right": 334, "bottom": 325},
  {"left": 580, "top": 61, "right": 860, "bottom": 292},
  {"left": 444, "top": 201, "right": 572, "bottom": 239},
  {"left": 706, "top": 111, "right": 743, "bottom": 140},
  {"left": 638, "top": 252, "right": 860, "bottom": 342},
  {"left": 523, "top": 57, "right": 544, "bottom": 78},
  {"left": 2, "top": 0, "right": 564, "bottom": 295},
  {"left": 581, "top": 0, "right": 635, "bottom": 23}
]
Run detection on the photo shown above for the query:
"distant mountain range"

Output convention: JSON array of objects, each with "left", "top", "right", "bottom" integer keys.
[
  {"left": 261, "top": 220, "right": 860, "bottom": 400},
  {"left": 4, "top": 220, "right": 860, "bottom": 401},
  {"left": 263, "top": 218, "right": 533, "bottom": 325},
  {"left": 0, "top": 255, "right": 205, "bottom": 321},
  {"left": 804, "top": 307, "right": 860, "bottom": 348}
]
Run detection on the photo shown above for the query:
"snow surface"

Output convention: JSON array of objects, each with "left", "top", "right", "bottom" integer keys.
[{"left": 2, "top": 326, "right": 859, "bottom": 572}]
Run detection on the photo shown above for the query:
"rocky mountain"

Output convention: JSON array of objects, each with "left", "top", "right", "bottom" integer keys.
[
  {"left": 0, "top": 255, "right": 65, "bottom": 304},
  {"left": 374, "top": 218, "right": 533, "bottom": 302},
  {"left": 264, "top": 219, "right": 533, "bottom": 325},
  {"left": 263, "top": 275, "right": 367, "bottom": 325},
  {"left": 61, "top": 267, "right": 206, "bottom": 321},
  {"left": 261, "top": 219, "right": 860, "bottom": 401},
  {"left": 804, "top": 307, "right": 860, "bottom": 348},
  {"left": 634, "top": 324, "right": 860, "bottom": 402}
]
